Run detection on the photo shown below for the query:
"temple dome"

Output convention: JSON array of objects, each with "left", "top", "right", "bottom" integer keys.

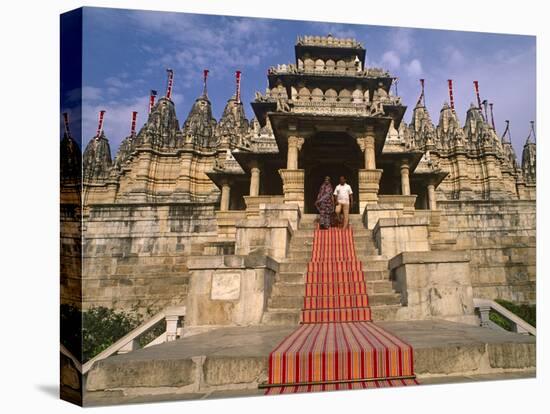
[
  {"left": 181, "top": 95, "right": 217, "bottom": 148},
  {"left": 83, "top": 131, "right": 112, "bottom": 181},
  {"left": 216, "top": 95, "right": 250, "bottom": 148}
]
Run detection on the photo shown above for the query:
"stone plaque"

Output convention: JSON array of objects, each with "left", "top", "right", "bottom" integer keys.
[{"left": 211, "top": 272, "right": 241, "bottom": 300}]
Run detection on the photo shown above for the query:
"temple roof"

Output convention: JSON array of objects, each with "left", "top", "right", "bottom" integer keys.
[
  {"left": 295, "top": 34, "right": 366, "bottom": 65},
  {"left": 82, "top": 131, "right": 112, "bottom": 180},
  {"left": 217, "top": 96, "right": 249, "bottom": 139},
  {"left": 182, "top": 94, "right": 217, "bottom": 148}
]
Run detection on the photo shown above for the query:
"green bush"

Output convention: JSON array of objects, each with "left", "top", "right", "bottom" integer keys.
[
  {"left": 61, "top": 304, "right": 165, "bottom": 363},
  {"left": 489, "top": 299, "right": 536, "bottom": 331},
  {"left": 495, "top": 299, "right": 536, "bottom": 327}
]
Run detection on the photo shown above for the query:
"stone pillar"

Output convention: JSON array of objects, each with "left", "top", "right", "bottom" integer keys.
[
  {"left": 250, "top": 167, "right": 260, "bottom": 196},
  {"left": 220, "top": 182, "right": 231, "bottom": 211},
  {"left": 358, "top": 169, "right": 383, "bottom": 212},
  {"left": 427, "top": 184, "right": 436, "bottom": 210},
  {"left": 287, "top": 136, "right": 304, "bottom": 169},
  {"left": 365, "top": 134, "right": 376, "bottom": 169},
  {"left": 400, "top": 160, "right": 410, "bottom": 196},
  {"left": 279, "top": 169, "right": 305, "bottom": 211}
]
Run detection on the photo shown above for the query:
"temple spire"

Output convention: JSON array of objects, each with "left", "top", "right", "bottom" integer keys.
[
  {"left": 202, "top": 69, "right": 209, "bottom": 97},
  {"left": 165, "top": 68, "right": 174, "bottom": 100},
  {"left": 502, "top": 120, "right": 512, "bottom": 144},
  {"left": 95, "top": 110, "right": 106, "bottom": 138},
  {"left": 489, "top": 103, "right": 496, "bottom": 130},
  {"left": 473, "top": 81, "right": 482, "bottom": 110},
  {"left": 447, "top": 79, "right": 455, "bottom": 110},
  {"left": 415, "top": 79, "right": 425, "bottom": 107},
  {"left": 235, "top": 70, "right": 242, "bottom": 104},
  {"left": 526, "top": 120, "right": 536, "bottom": 144},
  {"left": 63, "top": 112, "right": 72, "bottom": 139},
  {"left": 482, "top": 100, "right": 489, "bottom": 124},
  {"left": 522, "top": 121, "right": 536, "bottom": 183},
  {"left": 149, "top": 90, "right": 157, "bottom": 113},
  {"left": 130, "top": 111, "right": 138, "bottom": 137}
]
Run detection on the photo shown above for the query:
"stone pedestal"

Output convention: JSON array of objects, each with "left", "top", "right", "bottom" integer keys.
[
  {"left": 357, "top": 169, "right": 383, "bottom": 212},
  {"left": 389, "top": 251, "right": 477, "bottom": 325},
  {"left": 279, "top": 169, "right": 305, "bottom": 212},
  {"left": 215, "top": 210, "right": 247, "bottom": 241},
  {"left": 363, "top": 195, "right": 417, "bottom": 229},
  {"left": 185, "top": 255, "right": 278, "bottom": 329},
  {"left": 243, "top": 195, "right": 285, "bottom": 218},
  {"left": 235, "top": 218, "right": 292, "bottom": 260},
  {"left": 373, "top": 216, "right": 430, "bottom": 257},
  {"left": 258, "top": 203, "right": 302, "bottom": 231}
]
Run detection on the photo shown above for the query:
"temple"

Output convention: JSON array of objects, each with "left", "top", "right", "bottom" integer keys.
[{"left": 60, "top": 34, "right": 536, "bottom": 399}]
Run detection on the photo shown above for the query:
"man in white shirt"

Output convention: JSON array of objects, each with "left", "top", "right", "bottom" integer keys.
[{"left": 333, "top": 176, "right": 353, "bottom": 229}]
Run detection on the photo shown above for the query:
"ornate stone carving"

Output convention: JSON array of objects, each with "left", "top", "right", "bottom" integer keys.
[
  {"left": 181, "top": 95, "right": 218, "bottom": 149},
  {"left": 83, "top": 131, "right": 112, "bottom": 181},
  {"left": 217, "top": 96, "right": 250, "bottom": 149}
]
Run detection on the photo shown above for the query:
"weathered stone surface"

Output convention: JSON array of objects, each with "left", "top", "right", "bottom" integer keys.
[
  {"left": 389, "top": 251, "right": 475, "bottom": 324},
  {"left": 211, "top": 273, "right": 241, "bottom": 300},
  {"left": 84, "top": 321, "right": 535, "bottom": 403},
  {"left": 87, "top": 358, "right": 197, "bottom": 390}
]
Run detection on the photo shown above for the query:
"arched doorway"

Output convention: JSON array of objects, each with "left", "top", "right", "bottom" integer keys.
[{"left": 302, "top": 132, "right": 362, "bottom": 214}]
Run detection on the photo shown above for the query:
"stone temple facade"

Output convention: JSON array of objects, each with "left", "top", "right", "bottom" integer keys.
[{"left": 61, "top": 35, "right": 535, "bottom": 329}]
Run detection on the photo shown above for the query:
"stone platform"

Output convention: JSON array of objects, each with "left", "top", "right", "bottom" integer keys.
[{"left": 84, "top": 320, "right": 535, "bottom": 406}]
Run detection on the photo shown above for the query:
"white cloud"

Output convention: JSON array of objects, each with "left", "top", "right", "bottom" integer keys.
[
  {"left": 405, "top": 59, "right": 423, "bottom": 77},
  {"left": 389, "top": 28, "right": 414, "bottom": 55},
  {"left": 381, "top": 51, "right": 401, "bottom": 69},
  {"left": 82, "top": 86, "right": 102, "bottom": 101}
]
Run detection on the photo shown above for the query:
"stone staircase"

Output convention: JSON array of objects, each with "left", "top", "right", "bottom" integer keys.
[{"left": 262, "top": 214, "right": 402, "bottom": 325}]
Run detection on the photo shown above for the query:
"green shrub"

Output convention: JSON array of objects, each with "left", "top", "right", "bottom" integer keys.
[
  {"left": 495, "top": 299, "right": 536, "bottom": 327},
  {"left": 489, "top": 299, "right": 536, "bottom": 332},
  {"left": 61, "top": 304, "right": 165, "bottom": 363}
]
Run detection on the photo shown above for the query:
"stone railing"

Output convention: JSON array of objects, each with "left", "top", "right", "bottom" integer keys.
[
  {"left": 474, "top": 298, "right": 536, "bottom": 336},
  {"left": 82, "top": 305, "right": 186, "bottom": 374}
]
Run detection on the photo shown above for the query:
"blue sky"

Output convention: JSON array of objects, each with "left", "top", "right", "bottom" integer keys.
[{"left": 62, "top": 7, "right": 536, "bottom": 156}]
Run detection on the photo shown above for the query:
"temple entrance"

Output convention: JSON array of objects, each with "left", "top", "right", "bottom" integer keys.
[{"left": 302, "top": 133, "right": 362, "bottom": 214}]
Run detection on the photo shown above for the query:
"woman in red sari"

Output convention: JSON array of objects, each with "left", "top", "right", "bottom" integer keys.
[{"left": 314, "top": 176, "right": 335, "bottom": 229}]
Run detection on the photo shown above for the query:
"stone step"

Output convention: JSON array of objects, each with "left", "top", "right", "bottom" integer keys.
[
  {"left": 370, "top": 304, "right": 402, "bottom": 320},
  {"left": 365, "top": 270, "right": 391, "bottom": 281},
  {"left": 367, "top": 280, "right": 395, "bottom": 294},
  {"left": 288, "top": 250, "right": 379, "bottom": 261},
  {"left": 275, "top": 272, "right": 304, "bottom": 284},
  {"left": 271, "top": 284, "right": 305, "bottom": 297},
  {"left": 85, "top": 321, "right": 536, "bottom": 404},
  {"left": 291, "top": 232, "right": 373, "bottom": 241},
  {"left": 368, "top": 292, "right": 402, "bottom": 306},
  {"left": 268, "top": 290, "right": 400, "bottom": 310},
  {"left": 261, "top": 310, "right": 301, "bottom": 325},
  {"left": 279, "top": 260, "right": 388, "bottom": 273},
  {"left": 268, "top": 295, "right": 303, "bottom": 309}
]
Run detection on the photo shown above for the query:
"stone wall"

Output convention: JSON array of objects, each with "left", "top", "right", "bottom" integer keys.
[
  {"left": 60, "top": 204, "right": 82, "bottom": 308},
  {"left": 439, "top": 200, "right": 536, "bottom": 304},
  {"left": 82, "top": 203, "right": 218, "bottom": 312}
]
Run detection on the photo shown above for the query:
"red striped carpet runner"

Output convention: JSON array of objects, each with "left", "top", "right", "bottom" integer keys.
[{"left": 264, "top": 226, "right": 417, "bottom": 394}]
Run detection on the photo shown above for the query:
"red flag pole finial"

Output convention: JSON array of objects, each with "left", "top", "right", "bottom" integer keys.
[
  {"left": 473, "top": 80, "right": 482, "bottom": 110},
  {"left": 489, "top": 103, "right": 496, "bottom": 130},
  {"left": 447, "top": 79, "right": 455, "bottom": 110},
  {"left": 203, "top": 69, "right": 209, "bottom": 97},
  {"left": 235, "top": 70, "right": 242, "bottom": 104},
  {"left": 416, "top": 78, "right": 425, "bottom": 106},
  {"left": 149, "top": 90, "right": 158, "bottom": 114},
  {"left": 96, "top": 110, "right": 106, "bottom": 138},
  {"left": 63, "top": 112, "right": 71, "bottom": 139},
  {"left": 130, "top": 111, "right": 138, "bottom": 137},
  {"left": 165, "top": 68, "right": 174, "bottom": 100}
]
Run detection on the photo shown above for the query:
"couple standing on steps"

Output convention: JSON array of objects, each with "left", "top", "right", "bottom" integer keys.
[{"left": 314, "top": 175, "right": 354, "bottom": 230}]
